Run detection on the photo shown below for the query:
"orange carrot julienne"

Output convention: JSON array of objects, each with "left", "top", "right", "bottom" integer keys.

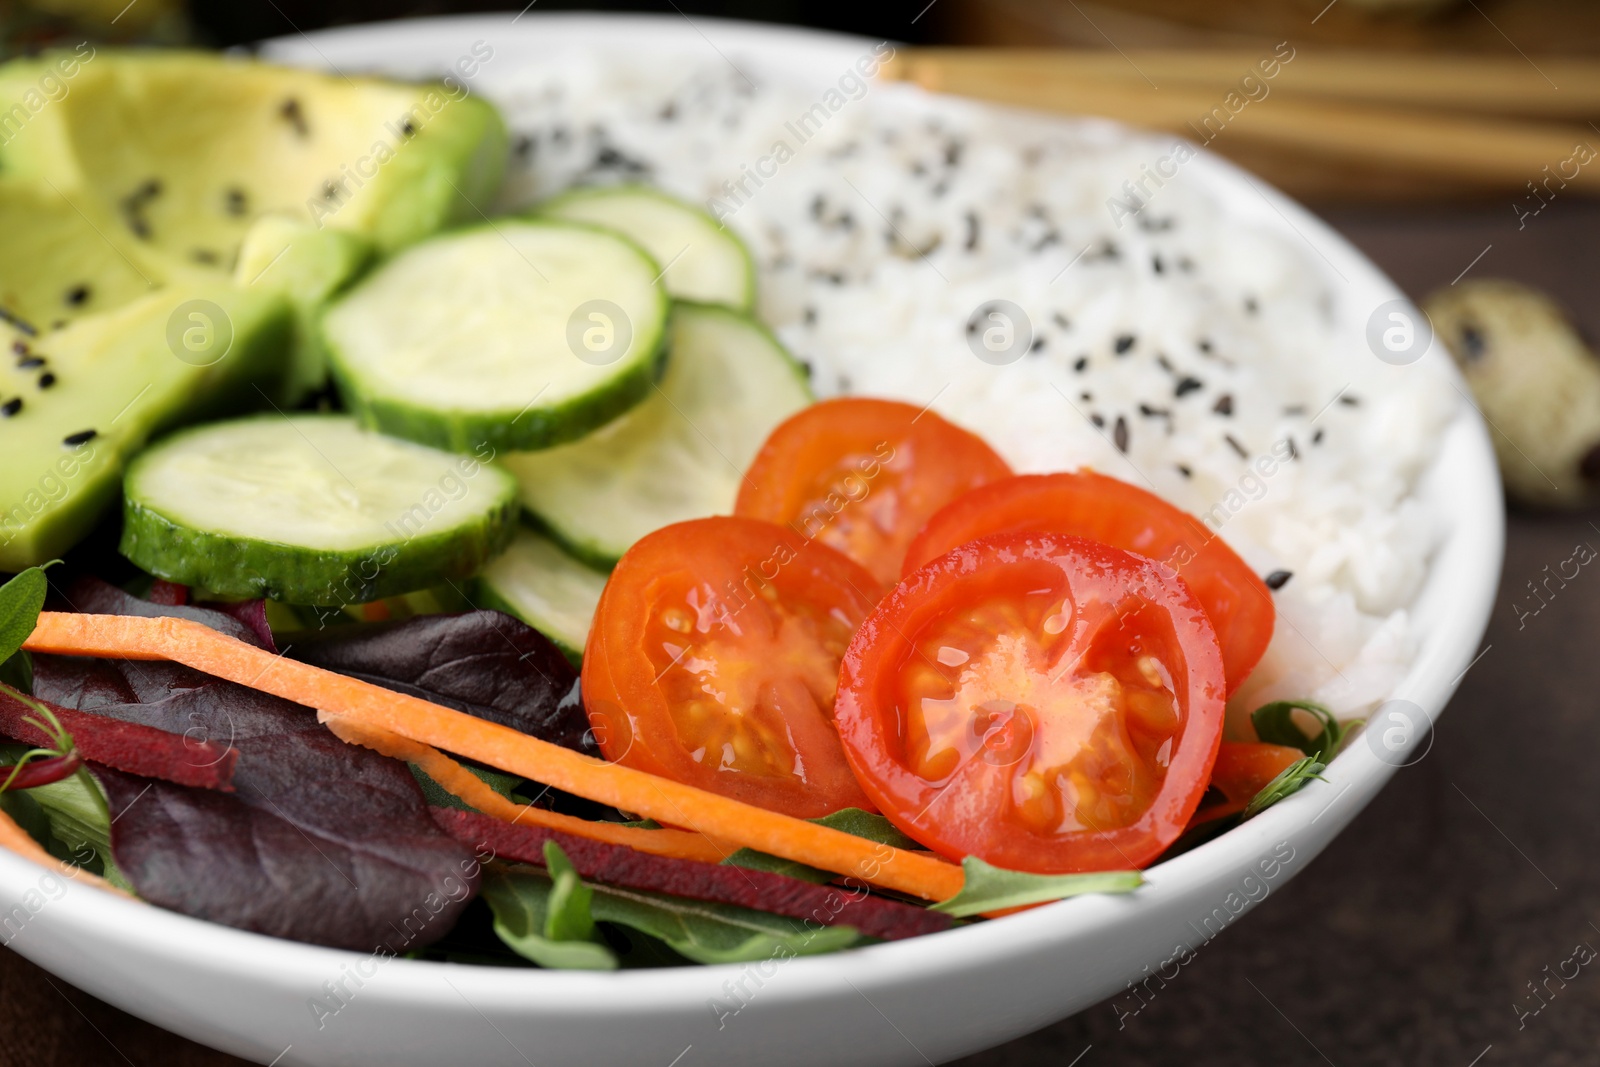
[
  {"left": 25, "top": 613, "right": 966, "bottom": 902},
  {"left": 320, "top": 714, "right": 733, "bottom": 865},
  {"left": 0, "top": 805, "right": 133, "bottom": 899}
]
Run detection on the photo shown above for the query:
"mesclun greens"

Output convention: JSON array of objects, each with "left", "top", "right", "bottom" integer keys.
[
  {"left": 482, "top": 850, "right": 862, "bottom": 969},
  {"left": 931, "top": 858, "right": 1142, "bottom": 918},
  {"left": 481, "top": 843, "right": 618, "bottom": 971},
  {"left": 1243, "top": 756, "right": 1328, "bottom": 819},
  {"left": 0, "top": 563, "right": 56, "bottom": 677},
  {"left": 1251, "top": 699, "right": 1356, "bottom": 764}
]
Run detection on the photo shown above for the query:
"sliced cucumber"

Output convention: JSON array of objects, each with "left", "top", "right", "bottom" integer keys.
[
  {"left": 475, "top": 528, "right": 609, "bottom": 665},
  {"left": 538, "top": 186, "right": 756, "bottom": 311},
  {"left": 503, "top": 303, "right": 811, "bottom": 566},
  {"left": 121, "top": 415, "right": 518, "bottom": 604},
  {"left": 321, "top": 220, "right": 670, "bottom": 453}
]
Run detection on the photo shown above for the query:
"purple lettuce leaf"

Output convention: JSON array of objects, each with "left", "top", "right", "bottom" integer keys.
[
  {"left": 32, "top": 642, "right": 480, "bottom": 950},
  {"left": 283, "top": 611, "right": 595, "bottom": 755}
]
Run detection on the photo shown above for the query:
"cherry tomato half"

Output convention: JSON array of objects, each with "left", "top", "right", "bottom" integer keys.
[
  {"left": 834, "top": 533, "right": 1227, "bottom": 873},
  {"left": 582, "top": 516, "right": 879, "bottom": 818},
  {"left": 734, "top": 397, "right": 1014, "bottom": 587},
  {"left": 902, "top": 472, "right": 1274, "bottom": 694}
]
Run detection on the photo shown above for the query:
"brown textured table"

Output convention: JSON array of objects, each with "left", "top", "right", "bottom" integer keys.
[{"left": 2, "top": 197, "right": 1595, "bottom": 1067}]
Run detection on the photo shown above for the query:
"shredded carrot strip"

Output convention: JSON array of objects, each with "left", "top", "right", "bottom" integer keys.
[
  {"left": 25, "top": 614, "right": 966, "bottom": 902},
  {"left": 320, "top": 714, "right": 733, "bottom": 865},
  {"left": 0, "top": 806, "right": 134, "bottom": 899}
]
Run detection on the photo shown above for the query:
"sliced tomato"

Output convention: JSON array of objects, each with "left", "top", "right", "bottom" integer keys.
[
  {"left": 834, "top": 533, "right": 1226, "bottom": 873},
  {"left": 581, "top": 516, "right": 879, "bottom": 818},
  {"left": 1189, "top": 741, "right": 1306, "bottom": 825},
  {"left": 902, "top": 472, "right": 1274, "bottom": 694},
  {"left": 734, "top": 397, "right": 1014, "bottom": 587}
]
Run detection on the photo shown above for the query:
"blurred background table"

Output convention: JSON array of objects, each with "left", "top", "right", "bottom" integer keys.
[{"left": 4, "top": 1, "right": 1599, "bottom": 1063}]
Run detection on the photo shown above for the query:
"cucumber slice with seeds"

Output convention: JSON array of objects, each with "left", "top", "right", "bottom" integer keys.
[
  {"left": 538, "top": 186, "right": 756, "bottom": 310},
  {"left": 475, "top": 528, "right": 609, "bottom": 664},
  {"left": 503, "top": 303, "right": 811, "bottom": 566},
  {"left": 321, "top": 220, "right": 669, "bottom": 453},
  {"left": 121, "top": 415, "right": 518, "bottom": 604}
]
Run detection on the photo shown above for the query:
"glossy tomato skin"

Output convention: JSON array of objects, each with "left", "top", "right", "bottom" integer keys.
[
  {"left": 734, "top": 397, "right": 1014, "bottom": 587},
  {"left": 902, "top": 472, "right": 1273, "bottom": 694},
  {"left": 835, "top": 533, "right": 1227, "bottom": 873},
  {"left": 583, "top": 516, "right": 880, "bottom": 818}
]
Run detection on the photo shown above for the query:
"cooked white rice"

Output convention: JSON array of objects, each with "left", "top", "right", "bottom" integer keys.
[{"left": 480, "top": 49, "right": 1455, "bottom": 730}]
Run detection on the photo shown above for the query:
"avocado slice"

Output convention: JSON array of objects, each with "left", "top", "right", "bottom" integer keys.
[
  {"left": 0, "top": 50, "right": 508, "bottom": 569},
  {"left": 0, "top": 51, "right": 507, "bottom": 262},
  {"left": 0, "top": 283, "right": 293, "bottom": 571}
]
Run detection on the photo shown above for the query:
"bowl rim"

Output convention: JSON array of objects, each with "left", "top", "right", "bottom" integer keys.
[{"left": 0, "top": 8, "right": 1505, "bottom": 1022}]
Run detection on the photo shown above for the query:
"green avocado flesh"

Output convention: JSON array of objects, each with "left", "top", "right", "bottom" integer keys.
[
  {"left": 0, "top": 49, "right": 508, "bottom": 570},
  {"left": 0, "top": 285, "right": 293, "bottom": 571}
]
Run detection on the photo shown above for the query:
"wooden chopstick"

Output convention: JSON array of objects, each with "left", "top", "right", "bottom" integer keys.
[
  {"left": 881, "top": 51, "right": 1600, "bottom": 193},
  {"left": 885, "top": 49, "right": 1600, "bottom": 119}
]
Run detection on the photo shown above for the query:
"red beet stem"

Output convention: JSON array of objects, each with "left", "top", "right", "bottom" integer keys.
[
  {"left": 0, "top": 691, "right": 236, "bottom": 792},
  {"left": 433, "top": 807, "right": 951, "bottom": 941},
  {"left": 0, "top": 751, "right": 82, "bottom": 791}
]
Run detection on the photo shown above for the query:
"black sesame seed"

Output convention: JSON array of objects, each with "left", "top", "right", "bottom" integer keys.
[
  {"left": 280, "top": 97, "right": 309, "bottom": 137},
  {"left": 1176, "top": 463, "right": 1192, "bottom": 478},
  {"left": 65, "top": 285, "right": 90, "bottom": 307},
  {"left": 1090, "top": 413, "right": 1105, "bottom": 428},
  {"left": 0, "top": 398, "right": 20, "bottom": 417},
  {"left": 1152, "top": 254, "right": 1164, "bottom": 275},
  {"left": 1460, "top": 324, "right": 1486, "bottom": 360},
  {"left": 1156, "top": 354, "right": 1175, "bottom": 373},
  {"left": 224, "top": 187, "right": 249, "bottom": 217},
  {"left": 1053, "top": 313, "right": 1070, "bottom": 331},
  {"left": 1264, "top": 570, "right": 1293, "bottom": 591},
  {"left": 964, "top": 212, "right": 980, "bottom": 252},
  {"left": 1138, "top": 403, "right": 1168, "bottom": 418},
  {"left": 1224, "top": 433, "right": 1248, "bottom": 459},
  {"left": 1114, "top": 334, "right": 1136, "bottom": 355},
  {"left": 1029, "top": 337, "right": 1046, "bottom": 354},
  {"left": 1197, "top": 338, "right": 1213, "bottom": 353},
  {"left": 1287, "top": 436, "right": 1299, "bottom": 460},
  {"left": 1113, "top": 415, "right": 1130, "bottom": 453},
  {"left": 1313, "top": 429, "right": 1325, "bottom": 445},
  {"left": 1213, "top": 394, "right": 1234, "bottom": 417},
  {"left": 1339, "top": 394, "right": 1360, "bottom": 407},
  {"left": 17, "top": 357, "right": 44, "bottom": 369},
  {"left": 1073, "top": 356, "right": 1089, "bottom": 373},
  {"left": 62, "top": 429, "right": 96, "bottom": 446},
  {"left": 38, "top": 373, "right": 56, "bottom": 389},
  {"left": 1080, "top": 391, "right": 1092, "bottom": 402},
  {"left": 1174, "top": 376, "right": 1204, "bottom": 398},
  {"left": 10, "top": 341, "right": 26, "bottom": 355}
]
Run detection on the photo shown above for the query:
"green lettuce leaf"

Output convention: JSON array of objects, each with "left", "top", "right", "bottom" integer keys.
[
  {"left": 931, "top": 857, "right": 1141, "bottom": 917},
  {"left": 481, "top": 847, "right": 618, "bottom": 971},
  {"left": 0, "top": 563, "right": 56, "bottom": 679}
]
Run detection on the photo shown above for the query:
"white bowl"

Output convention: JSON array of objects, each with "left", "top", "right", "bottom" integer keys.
[{"left": 0, "top": 15, "right": 1503, "bottom": 1067}]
